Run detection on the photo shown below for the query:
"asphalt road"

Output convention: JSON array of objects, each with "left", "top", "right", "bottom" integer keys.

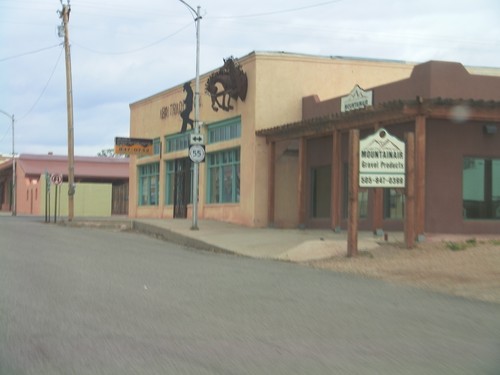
[{"left": 0, "top": 216, "right": 499, "bottom": 374}]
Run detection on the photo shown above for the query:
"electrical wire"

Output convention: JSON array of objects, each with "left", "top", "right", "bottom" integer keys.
[
  {"left": 208, "top": 0, "right": 342, "bottom": 19},
  {"left": 18, "top": 45, "right": 65, "bottom": 122},
  {"left": 0, "top": 43, "right": 62, "bottom": 63},
  {"left": 72, "top": 21, "right": 194, "bottom": 55}
]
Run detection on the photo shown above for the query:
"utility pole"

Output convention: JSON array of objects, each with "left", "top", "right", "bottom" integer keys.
[
  {"left": 179, "top": 0, "right": 202, "bottom": 230},
  {"left": 59, "top": 1, "right": 75, "bottom": 221}
]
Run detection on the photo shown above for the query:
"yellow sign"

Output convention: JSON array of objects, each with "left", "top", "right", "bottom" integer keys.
[{"left": 114, "top": 137, "right": 153, "bottom": 156}]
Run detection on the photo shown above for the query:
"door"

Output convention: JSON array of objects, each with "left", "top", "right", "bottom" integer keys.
[
  {"left": 173, "top": 158, "right": 192, "bottom": 218},
  {"left": 311, "top": 165, "right": 331, "bottom": 218},
  {"left": 112, "top": 182, "right": 129, "bottom": 215}
]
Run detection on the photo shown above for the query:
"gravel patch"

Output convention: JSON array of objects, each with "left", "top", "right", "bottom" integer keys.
[{"left": 305, "top": 237, "right": 500, "bottom": 304}]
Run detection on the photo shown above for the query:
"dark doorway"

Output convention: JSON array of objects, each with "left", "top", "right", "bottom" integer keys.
[
  {"left": 311, "top": 165, "right": 331, "bottom": 218},
  {"left": 174, "top": 158, "right": 192, "bottom": 218},
  {"left": 112, "top": 182, "right": 129, "bottom": 215}
]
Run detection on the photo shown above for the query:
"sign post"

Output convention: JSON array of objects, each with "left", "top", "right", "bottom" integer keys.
[
  {"left": 356, "top": 128, "right": 414, "bottom": 250},
  {"left": 348, "top": 130, "right": 360, "bottom": 257},
  {"left": 50, "top": 174, "right": 63, "bottom": 223},
  {"left": 189, "top": 133, "right": 205, "bottom": 230}
]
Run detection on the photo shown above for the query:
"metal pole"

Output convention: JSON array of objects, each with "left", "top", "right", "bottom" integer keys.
[
  {"left": 178, "top": 0, "right": 201, "bottom": 230},
  {"left": 191, "top": 5, "right": 201, "bottom": 230},
  {"left": 60, "top": 3, "right": 75, "bottom": 221}
]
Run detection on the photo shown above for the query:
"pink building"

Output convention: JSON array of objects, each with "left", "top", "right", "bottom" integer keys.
[{"left": 0, "top": 154, "right": 129, "bottom": 216}]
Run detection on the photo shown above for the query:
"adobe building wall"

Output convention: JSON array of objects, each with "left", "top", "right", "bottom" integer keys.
[
  {"left": 129, "top": 52, "right": 416, "bottom": 227},
  {"left": 426, "top": 119, "right": 500, "bottom": 234}
]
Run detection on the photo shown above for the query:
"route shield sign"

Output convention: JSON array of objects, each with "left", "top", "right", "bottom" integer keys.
[
  {"left": 359, "top": 129, "right": 405, "bottom": 188},
  {"left": 189, "top": 144, "right": 205, "bottom": 163}
]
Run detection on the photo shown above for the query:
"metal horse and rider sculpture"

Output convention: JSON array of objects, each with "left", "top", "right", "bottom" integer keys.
[
  {"left": 180, "top": 81, "right": 194, "bottom": 133},
  {"left": 205, "top": 57, "right": 248, "bottom": 112}
]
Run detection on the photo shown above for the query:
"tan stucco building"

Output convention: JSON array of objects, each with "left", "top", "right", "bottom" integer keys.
[{"left": 129, "top": 52, "right": 417, "bottom": 226}]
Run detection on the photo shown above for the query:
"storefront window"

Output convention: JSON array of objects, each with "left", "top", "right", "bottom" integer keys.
[
  {"left": 342, "top": 163, "right": 368, "bottom": 219},
  {"left": 463, "top": 158, "right": 500, "bottom": 219},
  {"left": 208, "top": 117, "right": 241, "bottom": 144},
  {"left": 165, "top": 132, "right": 190, "bottom": 153},
  {"left": 138, "top": 163, "right": 159, "bottom": 206},
  {"left": 207, "top": 148, "right": 240, "bottom": 204},
  {"left": 384, "top": 189, "right": 404, "bottom": 219},
  {"left": 153, "top": 138, "right": 161, "bottom": 155}
]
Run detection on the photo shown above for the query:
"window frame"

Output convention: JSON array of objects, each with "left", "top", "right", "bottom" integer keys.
[
  {"left": 138, "top": 162, "right": 159, "bottom": 206},
  {"left": 463, "top": 157, "right": 500, "bottom": 220},
  {"left": 206, "top": 148, "right": 240, "bottom": 204},
  {"left": 208, "top": 117, "right": 241, "bottom": 145}
]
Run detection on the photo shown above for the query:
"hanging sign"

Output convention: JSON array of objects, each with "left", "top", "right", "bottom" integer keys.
[
  {"left": 359, "top": 128, "right": 405, "bottom": 188},
  {"left": 114, "top": 137, "right": 153, "bottom": 155},
  {"left": 341, "top": 85, "right": 373, "bottom": 112}
]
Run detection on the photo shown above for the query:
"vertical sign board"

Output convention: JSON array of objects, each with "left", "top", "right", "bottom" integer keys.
[{"left": 359, "top": 129, "right": 405, "bottom": 188}]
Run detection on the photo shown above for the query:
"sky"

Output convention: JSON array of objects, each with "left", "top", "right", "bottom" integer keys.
[{"left": 0, "top": 0, "right": 499, "bottom": 156}]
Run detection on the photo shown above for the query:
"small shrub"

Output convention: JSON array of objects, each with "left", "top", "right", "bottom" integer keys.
[
  {"left": 490, "top": 239, "right": 500, "bottom": 246},
  {"left": 446, "top": 241, "right": 467, "bottom": 251},
  {"left": 465, "top": 238, "right": 477, "bottom": 246}
]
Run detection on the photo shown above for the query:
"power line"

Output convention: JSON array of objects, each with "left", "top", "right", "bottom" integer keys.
[
  {"left": 18, "top": 45, "right": 65, "bottom": 122},
  {"left": 71, "top": 21, "right": 193, "bottom": 55},
  {"left": 0, "top": 43, "right": 62, "bottom": 63},
  {"left": 208, "top": 0, "right": 342, "bottom": 19}
]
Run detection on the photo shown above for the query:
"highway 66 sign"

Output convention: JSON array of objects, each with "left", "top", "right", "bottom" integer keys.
[{"left": 189, "top": 144, "right": 205, "bottom": 163}]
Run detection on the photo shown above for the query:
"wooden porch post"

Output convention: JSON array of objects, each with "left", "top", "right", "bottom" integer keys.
[
  {"left": 371, "top": 124, "right": 383, "bottom": 234},
  {"left": 347, "top": 129, "right": 359, "bottom": 257},
  {"left": 267, "top": 141, "right": 276, "bottom": 227},
  {"left": 415, "top": 115, "right": 426, "bottom": 238},
  {"left": 331, "top": 130, "right": 342, "bottom": 231},
  {"left": 297, "top": 137, "right": 307, "bottom": 228},
  {"left": 405, "top": 132, "right": 416, "bottom": 249}
]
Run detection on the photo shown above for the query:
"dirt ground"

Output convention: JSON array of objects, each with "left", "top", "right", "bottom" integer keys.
[{"left": 305, "top": 235, "right": 500, "bottom": 304}]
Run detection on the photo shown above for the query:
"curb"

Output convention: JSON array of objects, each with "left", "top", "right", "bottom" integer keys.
[
  {"left": 59, "top": 218, "right": 237, "bottom": 256},
  {"left": 130, "top": 221, "right": 236, "bottom": 255}
]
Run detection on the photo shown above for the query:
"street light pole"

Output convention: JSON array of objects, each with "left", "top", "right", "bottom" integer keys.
[
  {"left": 0, "top": 109, "right": 15, "bottom": 216},
  {"left": 178, "top": 0, "right": 201, "bottom": 230}
]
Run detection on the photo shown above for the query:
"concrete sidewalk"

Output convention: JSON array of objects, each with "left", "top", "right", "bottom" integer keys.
[{"left": 67, "top": 217, "right": 404, "bottom": 262}]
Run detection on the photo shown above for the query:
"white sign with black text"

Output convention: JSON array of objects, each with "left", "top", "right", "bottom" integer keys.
[
  {"left": 341, "top": 85, "right": 373, "bottom": 112},
  {"left": 359, "top": 129, "right": 405, "bottom": 188},
  {"left": 189, "top": 144, "right": 205, "bottom": 163}
]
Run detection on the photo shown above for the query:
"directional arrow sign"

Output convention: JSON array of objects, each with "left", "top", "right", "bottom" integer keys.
[{"left": 189, "top": 133, "right": 205, "bottom": 145}]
